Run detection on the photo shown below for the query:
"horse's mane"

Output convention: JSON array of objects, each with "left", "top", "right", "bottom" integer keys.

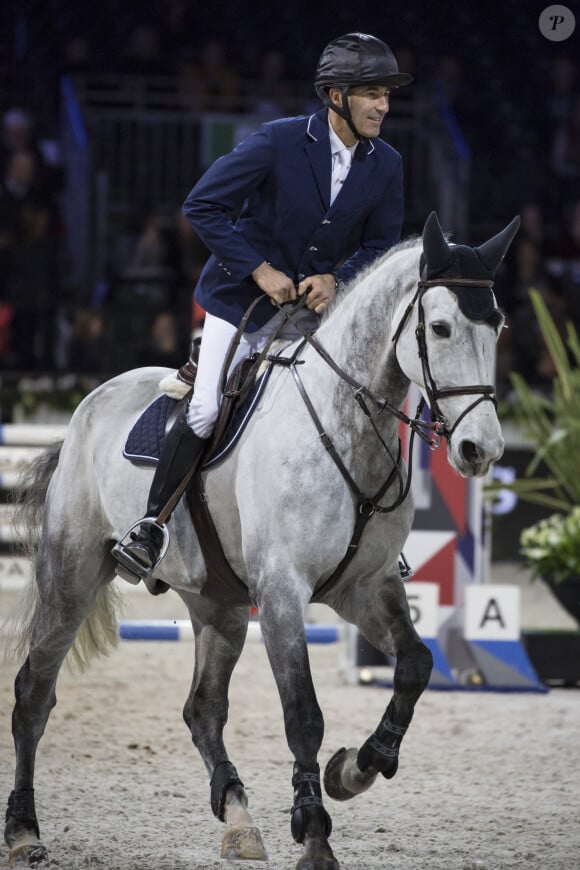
[{"left": 322, "top": 236, "right": 422, "bottom": 324}]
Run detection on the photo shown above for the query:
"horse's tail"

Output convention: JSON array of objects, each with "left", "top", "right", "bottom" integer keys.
[
  {"left": 4, "top": 441, "right": 121, "bottom": 671},
  {"left": 12, "top": 441, "right": 63, "bottom": 557}
]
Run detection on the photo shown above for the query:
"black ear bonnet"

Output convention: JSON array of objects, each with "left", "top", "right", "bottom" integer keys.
[
  {"left": 419, "top": 245, "right": 497, "bottom": 322},
  {"left": 419, "top": 211, "right": 521, "bottom": 325}
]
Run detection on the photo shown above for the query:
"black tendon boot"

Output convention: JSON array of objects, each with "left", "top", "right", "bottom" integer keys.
[{"left": 113, "top": 416, "right": 208, "bottom": 579}]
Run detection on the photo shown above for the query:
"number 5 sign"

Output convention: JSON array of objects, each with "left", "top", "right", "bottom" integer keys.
[{"left": 405, "top": 582, "right": 439, "bottom": 638}]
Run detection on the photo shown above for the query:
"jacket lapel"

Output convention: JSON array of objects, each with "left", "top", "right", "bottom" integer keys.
[
  {"left": 304, "top": 110, "right": 332, "bottom": 210},
  {"left": 329, "top": 138, "right": 375, "bottom": 213}
]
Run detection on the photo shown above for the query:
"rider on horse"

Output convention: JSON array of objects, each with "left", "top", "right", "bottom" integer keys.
[{"left": 113, "top": 32, "right": 413, "bottom": 581}]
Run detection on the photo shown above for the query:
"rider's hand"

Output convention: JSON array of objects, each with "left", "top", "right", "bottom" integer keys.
[
  {"left": 297, "top": 274, "right": 337, "bottom": 314},
  {"left": 252, "top": 262, "right": 297, "bottom": 306}
]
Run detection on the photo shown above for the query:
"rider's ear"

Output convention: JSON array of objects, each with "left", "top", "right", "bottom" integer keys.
[{"left": 328, "top": 87, "right": 343, "bottom": 109}]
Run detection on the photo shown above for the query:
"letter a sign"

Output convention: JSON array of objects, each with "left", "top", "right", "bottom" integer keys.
[{"left": 464, "top": 585, "right": 521, "bottom": 641}]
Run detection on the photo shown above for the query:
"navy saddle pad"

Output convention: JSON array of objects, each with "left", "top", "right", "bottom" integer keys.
[{"left": 124, "top": 366, "right": 273, "bottom": 468}]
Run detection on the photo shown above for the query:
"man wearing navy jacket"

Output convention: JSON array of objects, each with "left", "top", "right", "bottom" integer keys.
[{"left": 114, "top": 32, "right": 413, "bottom": 579}]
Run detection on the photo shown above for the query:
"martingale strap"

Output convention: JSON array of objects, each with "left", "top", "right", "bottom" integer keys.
[{"left": 288, "top": 357, "right": 422, "bottom": 601}]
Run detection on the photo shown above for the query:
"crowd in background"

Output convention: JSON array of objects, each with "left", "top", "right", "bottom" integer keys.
[{"left": 0, "top": 3, "right": 580, "bottom": 399}]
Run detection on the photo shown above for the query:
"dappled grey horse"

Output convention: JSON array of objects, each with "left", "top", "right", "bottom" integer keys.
[{"left": 4, "top": 212, "right": 518, "bottom": 869}]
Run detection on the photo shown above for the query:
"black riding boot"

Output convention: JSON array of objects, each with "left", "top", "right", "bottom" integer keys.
[{"left": 113, "top": 416, "right": 208, "bottom": 578}]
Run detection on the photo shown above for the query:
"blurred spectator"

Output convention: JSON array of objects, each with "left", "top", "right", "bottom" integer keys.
[
  {"left": 427, "top": 56, "right": 471, "bottom": 238},
  {"left": 547, "top": 55, "right": 579, "bottom": 127},
  {"left": 552, "top": 94, "right": 580, "bottom": 203},
  {"left": 104, "top": 209, "right": 185, "bottom": 372},
  {"left": 250, "top": 49, "right": 292, "bottom": 117},
  {"left": 120, "top": 24, "right": 173, "bottom": 76},
  {"left": 68, "top": 309, "right": 107, "bottom": 373},
  {"left": 0, "top": 148, "right": 61, "bottom": 369},
  {"left": 109, "top": 209, "right": 182, "bottom": 310},
  {"left": 392, "top": 47, "right": 418, "bottom": 110},
  {"left": 179, "top": 39, "right": 241, "bottom": 111},
  {"left": 174, "top": 207, "right": 208, "bottom": 285},
  {"left": 0, "top": 108, "right": 63, "bottom": 202},
  {"left": 501, "top": 237, "right": 565, "bottom": 387},
  {"left": 518, "top": 202, "right": 546, "bottom": 249},
  {"left": 546, "top": 200, "right": 580, "bottom": 331},
  {"left": 160, "top": 0, "right": 207, "bottom": 63},
  {"left": 1, "top": 149, "right": 47, "bottom": 209},
  {"left": 3, "top": 201, "right": 60, "bottom": 370},
  {"left": 137, "top": 310, "right": 187, "bottom": 368},
  {"left": 59, "top": 34, "right": 94, "bottom": 75}
]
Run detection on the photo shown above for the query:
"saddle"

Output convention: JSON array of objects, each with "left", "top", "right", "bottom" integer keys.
[{"left": 123, "top": 352, "right": 280, "bottom": 605}]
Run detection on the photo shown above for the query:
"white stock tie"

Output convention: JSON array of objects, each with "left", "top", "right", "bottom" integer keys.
[{"left": 330, "top": 148, "right": 350, "bottom": 205}]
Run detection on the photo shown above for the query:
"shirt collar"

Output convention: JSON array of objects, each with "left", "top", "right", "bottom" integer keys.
[{"left": 328, "top": 117, "right": 358, "bottom": 158}]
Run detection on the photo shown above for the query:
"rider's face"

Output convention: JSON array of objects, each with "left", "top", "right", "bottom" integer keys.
[{"left": 329, "top": 84, "right": 391, "bottom": 143}]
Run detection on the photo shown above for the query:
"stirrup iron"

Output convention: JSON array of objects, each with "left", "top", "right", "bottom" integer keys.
[{"left": 112, "top": 517, "right": 170, "bottom": 583}]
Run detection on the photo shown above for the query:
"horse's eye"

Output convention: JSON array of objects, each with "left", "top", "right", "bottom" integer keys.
[{"left": 431, "top": 322, "right": 451, "bottom": 338}]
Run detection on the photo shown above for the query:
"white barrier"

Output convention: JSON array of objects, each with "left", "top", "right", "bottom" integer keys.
[
  {"left": 0, "top": 424, "right": 68, "bottom": 446},
  {"left": 0, "top": 423, "right": 68, "bottom": 543}
]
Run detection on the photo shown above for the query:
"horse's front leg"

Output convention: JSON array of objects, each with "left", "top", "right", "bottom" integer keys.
[
  {"left": 324, "top": 572, "right": 433, "bottom": 802},
  {"left": 180, "top": 596, "right": 268, "bottom": 862},
  {"left": 258, "top": 587, "right": 338, "bottom": 870}
]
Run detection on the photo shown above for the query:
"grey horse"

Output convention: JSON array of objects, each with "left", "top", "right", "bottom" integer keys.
[{"left": 4, "top": 212, "right": 519, "bottom": 869}]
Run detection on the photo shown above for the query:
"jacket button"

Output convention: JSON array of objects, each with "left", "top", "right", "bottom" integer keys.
[
  {"left": 298, "top": 273, "right": 305, "bottom": 280},
  {"left": 309, "top": 246, "right": 318, "bottom": 251},
  {"left": 322, "top": 219, "right": 331, "bottom": 224}
]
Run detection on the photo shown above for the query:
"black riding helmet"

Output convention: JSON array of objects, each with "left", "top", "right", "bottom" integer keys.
[{"left": 315, "top": 33, "right": 413, "bottom": 138}]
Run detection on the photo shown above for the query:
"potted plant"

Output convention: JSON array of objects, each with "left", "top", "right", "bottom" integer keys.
[
  {"left": 520, "top": 509, "right": 580, "bottom": 624},
  {"left": 500, "top": 288, "right": 580, "bottom": 625}
]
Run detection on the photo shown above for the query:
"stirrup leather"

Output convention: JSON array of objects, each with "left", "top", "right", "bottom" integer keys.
[{"left": 112, "top": 517, "right": 170, "bottom": 583}]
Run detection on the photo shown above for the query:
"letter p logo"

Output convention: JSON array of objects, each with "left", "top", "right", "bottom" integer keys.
[{"left": 539, "top": 5, "right": 576, "bottom": 41}]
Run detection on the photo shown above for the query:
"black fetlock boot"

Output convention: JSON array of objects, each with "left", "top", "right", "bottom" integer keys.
[{"left": 113, "top": 416, "right": 208, "bottom": 580}]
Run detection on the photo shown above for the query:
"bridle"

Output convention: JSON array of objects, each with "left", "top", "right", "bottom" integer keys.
[
  {"left": 391, "top": 277, "right": 498, "bottom": 443},
  {"left": 217, "top": 275, "right": 500, "bottom": 596}
]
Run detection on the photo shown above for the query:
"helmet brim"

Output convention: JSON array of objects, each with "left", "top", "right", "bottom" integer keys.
[{"left": 316, "top": 73, "right": 413, "bottom": 99}]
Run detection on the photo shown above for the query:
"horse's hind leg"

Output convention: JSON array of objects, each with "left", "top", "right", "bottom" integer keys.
[
  {"left": 5, "top": 541, "right": 115, "bottom": 867},
  {"left": 179, "top": 595, "right": 267, "bottom": 862},
  {"left": 324, "top": 572, "right": 433, "bottom": 802}
]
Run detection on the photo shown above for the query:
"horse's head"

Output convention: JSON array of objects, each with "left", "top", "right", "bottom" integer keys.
[{"left": 393, "top": 211, "right": 520, "bottom": 477}]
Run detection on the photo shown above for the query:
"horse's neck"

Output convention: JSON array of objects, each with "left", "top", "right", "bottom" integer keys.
[
  {"left": 314, "top": 250, "right": 416, "bottom": 402},
  {"left": 299, "top": 250, "right": 417, "bottom": 484}
]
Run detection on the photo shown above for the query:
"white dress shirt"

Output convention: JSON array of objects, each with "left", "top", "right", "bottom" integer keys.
[{"left": 329, "top": 120, "right": 358, "bottom": 205}]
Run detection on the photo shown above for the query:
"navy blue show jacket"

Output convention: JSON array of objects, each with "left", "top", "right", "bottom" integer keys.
[{"left": 183, "top": 107, "right": 404, "bottom": 331}]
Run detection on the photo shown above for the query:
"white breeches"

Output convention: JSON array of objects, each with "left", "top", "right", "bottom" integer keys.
[{"left": 185, "top": 312, "right": 273, "bottom": 438}]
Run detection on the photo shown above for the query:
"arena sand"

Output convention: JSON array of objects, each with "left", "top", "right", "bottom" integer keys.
[{"left": 1, "top": 566, "right": 578, "bottom": 870}]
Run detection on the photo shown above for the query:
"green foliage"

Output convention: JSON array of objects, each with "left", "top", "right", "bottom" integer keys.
[
  {"left": 520, "top": 508, "right": 580, "bottom": 584},
  {"left": 492, "top": 289, "right": 580, "bottom": 582},
  {"left": 503, "top": 289, "right": 580, "bottom": 512}
]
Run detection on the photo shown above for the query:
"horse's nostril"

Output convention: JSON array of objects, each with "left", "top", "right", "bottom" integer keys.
[{"left": 461, "top": 440, "right": 480, "bottom": 464}]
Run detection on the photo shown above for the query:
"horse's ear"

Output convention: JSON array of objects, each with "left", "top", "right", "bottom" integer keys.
[
  {"left": 422, "top": 211, "right": 450, "bottom": 274},
  {"left": 476, "top": 215, "right": 521, "bottom": 274}
]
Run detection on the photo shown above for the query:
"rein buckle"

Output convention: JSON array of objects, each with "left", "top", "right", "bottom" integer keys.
[{"left": 429, "top": 420, "right": 447, "bottom": 451}]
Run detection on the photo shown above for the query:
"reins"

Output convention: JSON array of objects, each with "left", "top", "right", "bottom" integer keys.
[{"left": 197, "top": 275, "right": 498, "bottom": 596}]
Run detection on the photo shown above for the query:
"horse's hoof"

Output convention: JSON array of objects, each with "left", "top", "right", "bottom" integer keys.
[
  {"left": 324, "top": 747, "right": 377, "bottom": 801},
  {"left": 323, "top": 748, "right": 358, "bottom": 801},
  {"left": 221, "top": 825, "right": 268, "bottom": 860},
  {"left": 9, "top": 841, "right": 49, "bottom": 867},
  {"left": 295, "top": 843, "right": 340, "bottom": 870}
]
